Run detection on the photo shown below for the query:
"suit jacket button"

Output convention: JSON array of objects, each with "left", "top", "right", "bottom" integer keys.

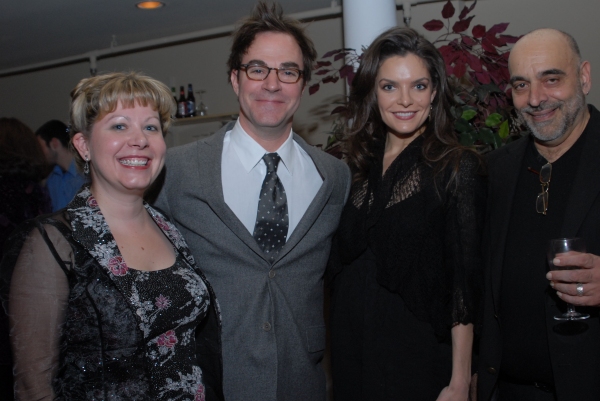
[
  {"left": 487, "top": 367, "right": 497, "bottom": 375},
  {"left": 269, "top": 270, "right": 276, "bottom": 278},
  {"left": 494, "top": 313, "right": 499, "bottom": 319},
  {"left": 263, "top": 322, "right": 272, "bottom": 331}
]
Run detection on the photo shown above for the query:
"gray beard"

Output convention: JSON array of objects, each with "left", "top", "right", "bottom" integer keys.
[{"left": 519, "top": 89, "right": 585, "bottom": 143}]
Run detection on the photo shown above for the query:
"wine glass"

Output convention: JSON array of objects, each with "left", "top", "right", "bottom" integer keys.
[
  {"left": 195, "top": 90, "right": 208, "bottom": 116},
  {"left": 547, "top": 238, "right": 590, "bottom": 321}
]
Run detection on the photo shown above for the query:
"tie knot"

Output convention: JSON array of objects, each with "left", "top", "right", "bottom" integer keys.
[{"left": 263, "top": 153, "right": 281, "bottom": 173}]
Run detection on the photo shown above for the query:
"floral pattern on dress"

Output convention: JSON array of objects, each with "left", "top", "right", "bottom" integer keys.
[
  {"left": 108, "top": 255, "right": 129, "bottom": 276},
  {"left": 156, "top": 294, "right": 171, "bottom": 309},
  {"left": 64, "top": 185, "right": 212, "bottom": 400},
  {"left": 147, "top": 207, "right": 195, "bottom": 266},
  {"left": 157, "top": 366, "right": 206, "bottom": 401},
  {"left": 67, "top": 186, "right": 196, "bottom": 277},
  {"left": 157, "top": 330, "right": 178, "bottom": 352},
  {"left": 124, "top": 262, "right": 209, "bottom": 398}
]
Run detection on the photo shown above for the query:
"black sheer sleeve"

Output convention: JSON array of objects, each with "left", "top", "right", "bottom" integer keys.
[
  {"left": 444, "top": 152, "right": 486, "bottom": 327},
  {"left": 1, "top": 220, "right": 71, "bottom": 400}
]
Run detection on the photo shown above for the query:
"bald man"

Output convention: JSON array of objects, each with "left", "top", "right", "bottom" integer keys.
[{"left": 478, "top": 29, "right": 600, "bottom": 401}]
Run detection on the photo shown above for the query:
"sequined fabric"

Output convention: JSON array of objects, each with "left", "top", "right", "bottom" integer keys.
[
  {"left": 0, "top": 186, "right": 223, "bottom": 401},
  {"left": 122, "top": 255, "right": 210, "bottom": 400}
]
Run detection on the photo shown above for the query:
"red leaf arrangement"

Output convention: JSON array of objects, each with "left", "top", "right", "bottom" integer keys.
[
  {"left": 472, "top": 25, "right": 486, "bottom": 38},
  {"left": 441, "top": 0, "right": 455, "bottom": 19},
  {"left": 424, "top": 19, "right": 445, "bottom": 31},
  {"left": 452, "top": 15, "right": 474, "bottom": 33}
]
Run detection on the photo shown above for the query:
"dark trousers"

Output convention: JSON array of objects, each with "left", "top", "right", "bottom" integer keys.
[{"left": 497, "top": 378, "right": 557, "bottom": 401}]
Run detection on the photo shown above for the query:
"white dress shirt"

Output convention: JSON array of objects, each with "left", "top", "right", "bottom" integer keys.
[{"left": 221, "top": 119, "right": 323, "bottom": 238}]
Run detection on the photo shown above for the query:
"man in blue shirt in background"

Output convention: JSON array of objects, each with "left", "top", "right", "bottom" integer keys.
[{"left": 36, "top": 120, "right": 86, "bottom": 211}]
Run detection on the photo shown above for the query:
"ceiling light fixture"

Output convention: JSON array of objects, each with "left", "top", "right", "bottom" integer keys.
[{"left": 135, "top": 1, "right": 165, "bottom": 10}]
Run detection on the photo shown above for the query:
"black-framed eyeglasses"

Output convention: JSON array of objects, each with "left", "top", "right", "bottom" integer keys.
[
  {"left": 239, "top": 64, "right": 303, "bottom": 84},
  {"left": 529, "top": 162, "right": 552, "bottom": 215}
]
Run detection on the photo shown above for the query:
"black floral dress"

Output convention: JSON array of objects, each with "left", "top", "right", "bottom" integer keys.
[{"left": 1, "top": 186, "right": 223, "bottom": 401}]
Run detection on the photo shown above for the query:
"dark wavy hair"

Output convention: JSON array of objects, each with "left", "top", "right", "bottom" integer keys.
[
  {"left": 227, "top": 1, "right": 317, "bottom": 84},
  {"left": 345, "top": 27, "right": 472, "bottom": 186},
  {"left": 36, "top": 119, "right": 70, "bottom": 148},
  {"left": 0, "top": 117, "right": 50, "bottom": 181}
]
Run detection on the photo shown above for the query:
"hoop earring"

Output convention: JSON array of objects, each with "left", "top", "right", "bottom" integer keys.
[{"left": 84, "top": 156, "right": 90, "bottom": 175}]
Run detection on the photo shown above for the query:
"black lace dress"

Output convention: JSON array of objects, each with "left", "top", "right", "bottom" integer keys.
[{"left": 329, "top": 136, "right": 486, "bottom": 400}]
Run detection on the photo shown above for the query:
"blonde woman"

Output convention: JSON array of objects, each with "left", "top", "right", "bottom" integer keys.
[{"left": 1, "top": 72, "right": 223, "bottom": 401}]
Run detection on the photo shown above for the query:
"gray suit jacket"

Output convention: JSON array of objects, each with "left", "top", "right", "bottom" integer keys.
[{"left": 155, "top": 122, "right": 351, "bottom": 401}]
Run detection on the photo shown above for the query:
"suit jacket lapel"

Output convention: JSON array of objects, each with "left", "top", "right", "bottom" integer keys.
[
  {"left": 561, "top": 106, "right": 600, "bottom": 237},
  {"left": 272, "top": 133, "right": 334, "bottom": 265},
  {"left": 194, "top": 122, "right": 267, "bottom": 258},
  {"left": 489, "top": 137, "right": 529, "bottom": 310}
]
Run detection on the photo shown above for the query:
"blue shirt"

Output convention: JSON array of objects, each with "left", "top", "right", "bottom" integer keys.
[
  {"left": 221, "top": 119, "right": 323, "bottom": 238},
  {"left": 46, "top": 160, "right": 87, "bottom": 211}
]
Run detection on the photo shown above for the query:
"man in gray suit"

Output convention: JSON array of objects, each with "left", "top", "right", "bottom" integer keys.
[{"left": 155, "top": 2, "right": 351, "bottom": 400}]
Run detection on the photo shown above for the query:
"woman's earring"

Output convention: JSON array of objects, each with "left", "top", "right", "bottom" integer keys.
[{"left": 84, "top": 156, "right": 90, "bottom": 175}]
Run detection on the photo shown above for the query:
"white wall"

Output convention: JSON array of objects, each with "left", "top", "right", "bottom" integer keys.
[
  {"left": 1, "top": 0, "right": 599, "bottom": 146},
  {"left": 0, "top": 17, "right": 345, "bottom": 147}
]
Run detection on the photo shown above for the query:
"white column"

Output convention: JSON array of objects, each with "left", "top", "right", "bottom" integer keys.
[{"left": 343, "top": 0, "right": 398, "bottom": 57}]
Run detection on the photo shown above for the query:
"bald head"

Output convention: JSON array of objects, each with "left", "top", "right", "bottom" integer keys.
[{"left": 511, "top": 29, "right": 581, "bottom": 72}]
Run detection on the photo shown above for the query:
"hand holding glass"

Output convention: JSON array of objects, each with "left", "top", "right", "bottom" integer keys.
[{"left": 547, "top": 238, "right": 589, "bottom": 320}]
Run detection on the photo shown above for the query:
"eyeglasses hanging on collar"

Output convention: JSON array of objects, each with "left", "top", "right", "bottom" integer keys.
[{"left": 528, "top": 162, "right": 552, "bottom": 215}]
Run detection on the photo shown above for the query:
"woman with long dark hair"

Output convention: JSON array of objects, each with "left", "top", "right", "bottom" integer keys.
[
  {"left": 0, "top": 117, "right": 51, "bottom": 401},
  {"left": 329, "top": 27, "right": 485, "bottom": 400},
  {"left": 0, "top": 118, "right": 52, "bottom": 250}
]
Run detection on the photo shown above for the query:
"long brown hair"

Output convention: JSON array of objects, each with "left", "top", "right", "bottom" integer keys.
[
  {"left": 345, "top": 27, "right": 473, "bottom": 187},
  {"left": 0, "top": 117, "right": 50, "bottom": 181}
]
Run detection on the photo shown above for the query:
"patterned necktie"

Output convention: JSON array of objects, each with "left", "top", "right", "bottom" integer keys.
[{"left": 253, "top": 153, "right": 289, "bottom": 263}]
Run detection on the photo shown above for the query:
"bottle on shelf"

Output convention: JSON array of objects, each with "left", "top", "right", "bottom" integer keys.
[
  {"left": 171, "top": 87, "right": 179, "bottom": 117},
  {"left": 177, "top": 86, "right": 187, "bottom": 118},
  {"left": 186, "top": 84, "right": 196, "bottom": 117},
  {"left": 196, "top": 89, "right": 208, "bottom": 116}
]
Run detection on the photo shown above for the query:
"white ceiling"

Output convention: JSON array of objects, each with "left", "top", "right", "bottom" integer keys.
[{"left": 0, "top": 0, "right": 335, "bottom": 73}]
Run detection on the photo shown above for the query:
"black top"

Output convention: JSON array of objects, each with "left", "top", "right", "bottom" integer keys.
[
  {"left": 499, "top": 131, "right": 585, "bottom": 384},
  {"left": 332, "top": 135, "right": 486, "bottom": 339}
]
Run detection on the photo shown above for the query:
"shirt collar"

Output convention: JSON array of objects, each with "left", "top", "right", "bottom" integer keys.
[
  {"left": 230, "top": 119, "right": 295, "bottom": 175},
  {"left": 51, "top": 160, "right": 80, "bottom": 177}
]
